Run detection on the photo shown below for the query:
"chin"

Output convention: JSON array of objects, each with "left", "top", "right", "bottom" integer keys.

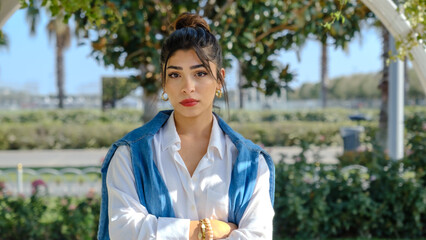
[{"left": 174, "top": 106, "right": 211, "bottom": 119}]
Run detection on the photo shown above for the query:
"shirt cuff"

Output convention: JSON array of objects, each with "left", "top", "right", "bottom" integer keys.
[{"left": 157, "top": 217, "right": 190, "bottom": 240}]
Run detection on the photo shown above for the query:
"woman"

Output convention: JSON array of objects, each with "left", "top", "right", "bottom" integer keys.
[{"left": 98, "top": 13, "right": 275, "bottom": 240}]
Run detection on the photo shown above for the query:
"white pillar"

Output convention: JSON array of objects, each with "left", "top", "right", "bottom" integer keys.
[
  {"left": 17, "top": 163, "right": 23, "bottom": 194},
  {"left": 388, "top": 35, "right": 404, "bottom": 160}
]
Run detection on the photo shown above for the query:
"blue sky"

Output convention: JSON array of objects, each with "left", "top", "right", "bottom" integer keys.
[{"left": 0, "top": 9, "right": 383, "bottom": 95}]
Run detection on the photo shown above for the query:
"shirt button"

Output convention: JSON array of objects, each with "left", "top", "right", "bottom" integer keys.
[{"left": 191, "top": 205, "right": 196, "bottom": 211}]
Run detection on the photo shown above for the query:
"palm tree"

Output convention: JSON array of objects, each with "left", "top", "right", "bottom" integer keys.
[
  {"left": 377, "top": 24, "right": 390, "bottom": 149},
  {"left": 320, "top": 39, "right": 328, "bottom": 108},
  {"left": 46, "top": 16, "right": 71, "bottom": 109},
  {"left": 26, "top": 4, "right": 70, "bottom": 108}
]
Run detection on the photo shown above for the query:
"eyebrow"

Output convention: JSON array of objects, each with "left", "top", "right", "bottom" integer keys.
[{"left": 167, "top": 64, "right": 205, "bottom": 70}]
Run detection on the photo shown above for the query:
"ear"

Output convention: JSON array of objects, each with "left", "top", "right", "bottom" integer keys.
[{"left": 218, "top": 68, "right": 225, "bottom": 89}]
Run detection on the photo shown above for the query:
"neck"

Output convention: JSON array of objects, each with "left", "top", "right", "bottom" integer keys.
[{"left": 173, "top": 111, "right": 213, "bottom": 138}]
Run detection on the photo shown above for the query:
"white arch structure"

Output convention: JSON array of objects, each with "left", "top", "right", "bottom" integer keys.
[
  {"left": 1, "top": 0, "right": 425, "bottom": 160},
  {"left": 361, "top": 0, "right": 426, "bottom": 92},
  {"left": 0, "top": 0, "right": 20, "bottom": 29}
]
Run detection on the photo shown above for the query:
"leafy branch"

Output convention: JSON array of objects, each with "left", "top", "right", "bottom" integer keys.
[{"left": 321, "top": 0, "right": 348, "bottom": 29}]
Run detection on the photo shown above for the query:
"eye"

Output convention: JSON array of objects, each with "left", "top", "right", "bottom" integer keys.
[
  {"left": 168, "top": 72, "right": 180, "bottom": 78},
  {"left": 196, "top": 71, "right": 208, "bottom": 77}
]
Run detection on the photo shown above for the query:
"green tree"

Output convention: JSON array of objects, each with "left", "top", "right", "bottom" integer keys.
[
  {"left": 17, "top": 0, "right": 374, "bottom": 118},
  {"left": 76, "top": 0, "right": 301, "bottom": 119},
  {"left": 102, "top": 77, "right": 139, "bottom": 110}
]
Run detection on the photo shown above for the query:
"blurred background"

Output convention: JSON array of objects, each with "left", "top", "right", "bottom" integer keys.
[{"left": 0, "top": 0, "right": 425, "bottom": 239}]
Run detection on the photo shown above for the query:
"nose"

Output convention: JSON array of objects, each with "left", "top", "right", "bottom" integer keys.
[{"left": 181, "top": 75, "right": 195, "bottom": 94}]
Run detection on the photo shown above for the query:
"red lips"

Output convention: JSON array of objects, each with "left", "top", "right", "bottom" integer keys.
[{"left": 180, "top": 98, "right": 199, "bottom": 107}]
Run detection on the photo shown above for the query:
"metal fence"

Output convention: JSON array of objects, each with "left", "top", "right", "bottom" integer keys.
[{"left": 0, "top": 164, "right": 101, "bottom": 196}]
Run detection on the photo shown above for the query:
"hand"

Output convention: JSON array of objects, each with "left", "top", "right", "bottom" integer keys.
[{"left": 210, "top": 219, "right": 237, "bottom": 239}]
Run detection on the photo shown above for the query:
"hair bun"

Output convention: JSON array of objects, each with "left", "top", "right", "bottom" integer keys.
[{"left": 173, "top": 13, "right": 211, "bottom": 33}]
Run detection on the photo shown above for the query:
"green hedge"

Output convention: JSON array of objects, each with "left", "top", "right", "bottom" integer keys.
[
  {"left": 0, "top": 190, "right": 100, "bottom": 240},
  {"left": 274, "top": 157, "right": 426, "bottom": 239},
  {"left": 0, "top": 120, "right": 376, "bottom": 149},
  {"left": 274, "top": 113, "right": 426, "bottom": 239},
  {"left": 1, "top": 159, "right": 424, "bottom": 239},
  {"left": 0, "top": 108, "right": 382, "bottom": 149},
  {"left": 0, "top": 122, "right": 140, "bottom": 150},
  {"left": 1, "top": 107, "right": 424, "bottom": 149}
]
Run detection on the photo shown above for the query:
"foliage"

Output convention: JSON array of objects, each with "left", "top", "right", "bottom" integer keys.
[
  {"left": 0, "top": 109, "right": 142, "bottom": 124},
  {"left": 2, "top": 107, "right": 425, "bottom": 150},
  {"left": 390, "top": 0, "right": 426, "bottom": 61},
  {"left": 288, "top": 69, "right": 425, "bottom": 100},
  {"left": 0, "top": 184, "right": 100, "bottom": 240},
  {"left": 324, "top": 0, "right": 426, "bottom": 61},
  {"left": 274, "top": 116, "right": 426, "bottom": 238},
  {"left": 0, "top": 108, "right": 378, "bottom": 150},
  {"left": 274, "top": 156, "right": 425, "bottom": 238},
  {"left": 19, "top": 0, "right": 121, "bottom": 28},
  {"left": 14, "top": 0, "right": 374, "bottom": 101},
  {"left": 0, "top": 31, "right": 7, "bottom": 48},
  {"left": 102, "top": 77, "right": 140, "bottom": 108},
  {"left": 0, "top": 122, "right": 139, "bottom": 150}
]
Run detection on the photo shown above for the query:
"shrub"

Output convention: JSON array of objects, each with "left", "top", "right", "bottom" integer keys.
[
  {"left": 274, "top": 112, "right": 426, "bottom": 239},
  {"left": 0, "top": 184, "right": 100, "bottom": 240},
  {"left": 274, "top": 155, "right": 426, "bottom": 239}
]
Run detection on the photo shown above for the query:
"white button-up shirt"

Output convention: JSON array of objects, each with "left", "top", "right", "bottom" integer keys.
[{"left": 107, "top": 113, "right": 274, "bottom": 239}]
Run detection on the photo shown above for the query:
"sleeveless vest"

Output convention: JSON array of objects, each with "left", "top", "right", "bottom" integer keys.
[{"left": 98, "top": 110, "right": 275, "bottom": 240}]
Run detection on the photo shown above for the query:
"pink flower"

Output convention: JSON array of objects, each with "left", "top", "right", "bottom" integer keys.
[
  {"left": 60, "top": 198, "right": 68, "bottom": 206},
  {"left": 357, "top": 146, "right": 367, "bottom": 152},
  {"left": 86, "top": 188, "right": 96, "bottom": 199},
  {"left": 405, "top": 148, "right": 413, "bottom": 156},
  {"left": 31, "top": 179, "right": 47, "bottom": 195},
  {"left": 68, "top": 204, "right": 77, "bottom": 211},
  {"left": 0, "top": 181, "right": 5, "bottom": 192}
]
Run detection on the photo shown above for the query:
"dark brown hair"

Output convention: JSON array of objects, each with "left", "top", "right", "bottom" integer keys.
[{"left": 160, "top": 13, "right": 228, "bottom": 108}]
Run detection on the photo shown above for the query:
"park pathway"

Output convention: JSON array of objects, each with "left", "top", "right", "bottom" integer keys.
[{"left": 0, "top": 146, "right": 341, "bottom": 168}]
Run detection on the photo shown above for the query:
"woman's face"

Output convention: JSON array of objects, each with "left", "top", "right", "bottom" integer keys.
[{"left": 164, "top": 49, "right": 224, "bottom": 120}]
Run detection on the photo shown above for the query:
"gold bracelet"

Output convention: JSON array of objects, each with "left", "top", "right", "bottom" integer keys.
[
  {"left": 202, "top": 218, "right": 214, "bottom": 240},
  {"left": 198, "top": 219, "right": 206, "bottom": 240}
]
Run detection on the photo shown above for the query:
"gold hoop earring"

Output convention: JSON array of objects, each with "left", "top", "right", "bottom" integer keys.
[
  {"left": 215, "top": 89, "right": 223, "bottom": 98},
  {"left": 161, "top": 92, "right": 169, "bottom": 101}
]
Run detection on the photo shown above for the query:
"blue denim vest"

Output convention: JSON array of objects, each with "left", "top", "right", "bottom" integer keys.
[{"left": 98, "top": 110, "right": 275, "bottom": 240}]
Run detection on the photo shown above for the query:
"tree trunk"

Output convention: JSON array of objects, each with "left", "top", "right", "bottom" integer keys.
[
  {"left": 56, "top": 34, "right": 65, "bottom": 109},
  {"left": 139, "top": 64, "right": 158, "bottom": 123},
  {"left": 238, "top": 60, "right": 247, "bottom": 109},
  {"left": 404, "top": 57, "right": 409, "bottom": 105},
  {"left": 377, "top": 25, "right": 390, "bottom": 150},
  {"left": 320, "top": 40, "right": 328, "bottom": 108},
  {"left": 142, "top": 88, "right": 158, "bottom": 123}
]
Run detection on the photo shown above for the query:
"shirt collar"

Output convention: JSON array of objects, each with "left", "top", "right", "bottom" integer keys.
[
  {"left": 207, "top": 115, "right": 225, "bottom": 160},
  {"left": 161, "top": 111, "right": 181, "bottom": 151},
  {"left": 160, "top": 112, "right": 226, "bottom": 160}
]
